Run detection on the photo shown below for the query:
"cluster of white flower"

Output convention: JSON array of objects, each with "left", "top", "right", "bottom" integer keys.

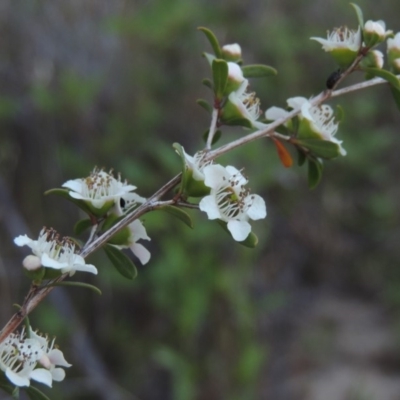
[
  {"left": 14, "top": 169, "right": 152, "bottom": 276},
  {"left": 0, "top": 328, "right": 70, "bottom": 388}
]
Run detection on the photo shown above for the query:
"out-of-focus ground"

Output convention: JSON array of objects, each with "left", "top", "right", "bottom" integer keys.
[{"left": 264, "top": 292, "right": 400, "bottom": 400}]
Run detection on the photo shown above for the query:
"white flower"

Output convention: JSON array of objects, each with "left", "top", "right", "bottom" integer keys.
[
  {"left": 0, "top": 329, "right": 70, "bottom": 388},
  {"left": 14, "top": 228, "right": 98, "bottom": 275},
  {"left": 224, "top": 79, "right": 266, "bottom": 129},
  {"left": 62, "top": 168, "right": 141, "bottom": 211},
  {"left": 311, "top": 26, "right": 361, "bottom": 52},
  {"left": 29, "top": 329, "right": 71, "bottom": 384},
  {"left": 267, "top": 96, "right": 345, "bottom": 156},
  {"left": 310, "top": 27, "right": 361, "bottom": 67},
  {"left": 199, "top": 165, "right": 266, "bottom": 241},
  {"left": 299, "top": 100, "right": 346, "bottom": 155},
  {"left": 183, "top": 149, "right": 212, "bottom": 181}
]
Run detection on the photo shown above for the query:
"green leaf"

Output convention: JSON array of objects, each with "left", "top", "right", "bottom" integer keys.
[
  {"left": 159, "top": 205, "right": 194, "bottom": 228},
  {"left": 45, "top": 188, "right": 93, "bottom": 215},
  {"left": 103, "top": 244, "right": 137, "bottom": 279},
  {"left": 172, "top": 142, "right": 188, "bottom": 195},
  {"left": 308, "top": 158, "right": 323, "bottom": 189},
  {"left": 0, "top": 375, "right": 16, "bottom": 396},
  {"left": 390, "top": 85, "right": 400, "bottom": 112},
  {"left": 335, "top": 104, "right": 345, "bottom": 123},
  {"left": 12, "top": 386, "right": 19, "bottom": 399},
  {"left": 202, "top": 78, "right": 213, "bottom": 89},
  {"left": 362, "top": 68, "right": 400, "bottom": 89},
  {"left": 202, "top": 52, "right": 216, "bottom": 66},
  {"left": 24, "top": 386, "right": 51, "bottom": 400},
  {"left": 216, "top": 220, "right": 259, "bottom": 248},
  {"left": 74, "top": 218, "right": 93, "bottom": 235},
  {"left": 198, "top": 27, "right": 222, "bottom": 58},
  {"left": 297, "top": 148, "right": 307, "bottom": 166},
  {"left": 202, "top": 129, "right": 222, "bottom": 145},
  {"left": 221, "top": 117, "right": 253, "bottom": 128},
  {"left": 350, "top": 3, "right": 364, "bottom": 30},
  {"left": 296, "top": 138, "right": 341, "bottom": 159},
  {"left": 241, "top": 64, "right": 277, "bottom": 78},
  {"left": 49, "top": 281, "right": 102, "bottom": 295},
  {"left": 196, "top": 99, "right": 213, "bottom": 114},
  {"left": 212, "top": 59, "right": 228, "bottom": 100},
  {"left": 23, "top": 265, "right": 45, "bottom": 284}
]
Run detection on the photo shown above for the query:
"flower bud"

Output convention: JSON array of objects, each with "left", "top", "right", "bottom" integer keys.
[
  {"left": 360, "top": 49, "right": 384, "bottom": 69},
  {"left": 22, "top": 255, "right": 42, "bottom": 271},
  {"left": 363, "top": 20, "right": 391, "bottom": 47},
  {"left": 222, "top": 43, "right": 242, "bottom": 62},
  {"left": 387, "top": 32, "right": 400, "bottom": 72},
  {"left": 224, "top": 62, "right": 245, "bottom": 94}
]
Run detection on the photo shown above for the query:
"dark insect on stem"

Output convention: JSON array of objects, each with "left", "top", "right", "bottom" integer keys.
[{"left": 326, "top": 69, "right": 342, "bottom": 89}]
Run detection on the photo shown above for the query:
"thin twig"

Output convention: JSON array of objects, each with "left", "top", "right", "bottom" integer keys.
[
  {"left": 205, "top": 108, "right": 219, "bottom": 150},
  {"left": 1, "top": 60, "right": 398, "bottom": 344}
]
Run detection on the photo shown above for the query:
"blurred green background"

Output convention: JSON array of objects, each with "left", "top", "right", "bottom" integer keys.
[{"left": 1, "top": 0, "right": 400, "bottom": 399}]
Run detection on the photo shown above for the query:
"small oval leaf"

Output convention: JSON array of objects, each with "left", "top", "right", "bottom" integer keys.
[
  {"left": 242, "top": 64, "right": 277, "bottom": 78},
  {"left": 173, "top": 142, "right": 189, "bottom": 195},
  {"left": 362, "top": 67, "right": 400, "bottom": 89},
  {"left": 49, "top": 281, "right": 102, "bottom": 295},
  {"left": 212, "top": 59, "right": 228, "bottom": 100},
  {"left": 202, "top": 129, "right": 222, "bottom": 145},
  {"left": 202, "top": 78, "right": 213, "bottom": 89},
  {"left": 45, "top": 188, "right": 93, "bottom": 215},
  {"left": 221, "top": 117, "right": 253, "bottom": 128},
  {"left": 350, "top": 3, "right": 364, "bottom": 30},
  {"left": 198, "top": 27, "right": 222, "bottom": 58},
  {"left": 74, "top": 219, "right": 93, "bottom": 236},
  {"left": 197, "top": 99, "right": 213, "bottom": 114},
  {"left": 272, "top": 138, "right": 293, "bottom": 168},
  {"left": 390, "top": 85, "right": 400, "bottom": 112},
  {"left": 104, "top": 244, "right": 138, "bottom": 280},
  {"left": 24, "top": 386, "right": 51, "bottom": 400},
  {"left": 160, "top": 205, "right": 194, "bottom": 229},
  {"left": 0, "top": 381, "right": 15, "bottom": 396},
  {"left": 216, "top": 220, "right": 259, "bottom": 248},
  {"left": 308, "top": 158, "right": 323, "bottom": 189},
  {"left": 296, "top": 148, "right": 307, "bottom": 166},
  {"left": 296, "top": 138, "right": 341, "bottom": 159}
]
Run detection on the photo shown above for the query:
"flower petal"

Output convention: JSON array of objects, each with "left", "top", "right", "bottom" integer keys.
[
  {"left": 246, "top": 195, "right": 267, "bottom": 220},
  {"left": 30, "top": 368, "right": 53, "bottom": 387},
  {"left": 14, "top": 234, "right": 34, "bottom": 247},
  {"left": 51, "top": 368, "right": 66, "bottom": 382},
  {"left": 227, "top": 220, "right": 251, "bottom": 241},
  {"left": 203, "top": 165, "right": 229, "bottom": 189},
  {"left": 199, "top": 195, "right": 221, "bottom": 220},
  {"left": 130, "top": 242, "right": 151, "bottom": 265},
  {"left": 48, "top": 349, "right": 72, "bottom": 368},
  {"left": 6, "top": 368, "right": 31, "bottom": 387}
]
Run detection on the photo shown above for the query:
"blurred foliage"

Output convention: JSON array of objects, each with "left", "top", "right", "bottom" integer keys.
[{"left": 1, "top": 0, "right": 400, "bottom": 399}]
